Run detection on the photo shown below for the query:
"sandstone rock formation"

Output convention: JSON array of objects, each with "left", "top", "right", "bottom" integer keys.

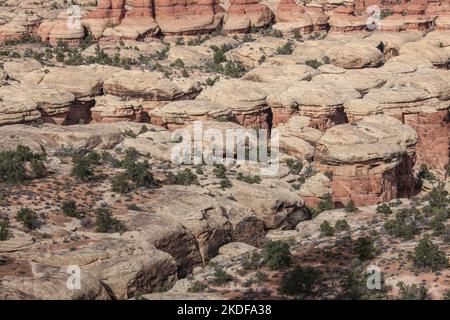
[
  {"left": 365, "top": 78, "right": 450, "bottom": 173},
  {"left": 0, "top": 12, "right": 40, "bottom": 43},
  {"left": 82, "top": 0, "right": 126, "bottom": 39},
  {"left": 155, "top": 0, "right": 225, "bottom": 35},
  {"left": 224, "top": 0, "right": 274, "bottom": 33},
  {"left": 149, "top": 100, "right": 232, "bottom": 130},
  {"left": 103, "top": 70, "right": 185, "bottom": 100},
  {"left": 273, "top": 0, "right": 314, "bottom": 36},
  {"left": 328, "top": 7, "right": 367, "bottom": 33},
  {"left": 0, "top": 85, "right": 75, "bottom": 124},
  {"left": 91, "top": 95, "right": 145, "bottom": 123},
  {"left": 37, "top": 10, "right": 86, "bottom": 45},
  {"left": 266, "top": 81, "right": 360, "bottom": 128},
  {"left": 103, "top": 0, "right": 159, "bottom": 40},
  {"left": 315, "top": 115, "right": 418, "bottom": 206},
  {"left": 197, "top": 79, "right": 274, "bottom": 129}
]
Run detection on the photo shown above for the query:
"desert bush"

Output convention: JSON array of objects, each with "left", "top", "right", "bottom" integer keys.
[
  {"left": 16, "top": 208, "right": 40, "bottom": 230},
  {"left": 317, "top": 195, "right": 335, "bottom": 213},
  {"left": 278, "top": 266, "right": 320, "bottom": 297},
  {"left": 95, "top": 208, "right": 126, "bottom": 233},
  {"left": 285, "top": 159, "right": 303, "bottom": 175},
  {"left": 418, "top": 164, "right": 436, "bottom": 181},
  {"left": 397, "top": 281, "right": 428, "bottom": 300},
  {"left": 335, "top": 219, "right": 350, "bottom": 232},
  {"left": 411, "top": 237, "right": 448, "bottom": 271},
  {"left": 342, "top": 260, "right": 387, "bottom": 300},
  {"left": 320, "top": 220, "right": 335, "bottom": 237},
  {"left": 276, "top": 42, "right": 293, "bottom": 55},
  {"left": 0, "top": 145, "right": 44, "bottom": 184},
  {"left": 111, "top": 172, "right": 133, "bottom": 194},
  {"left": 237, "top": 173, "right": 261, "bottom": 184},
  {"left": 384, "top": 207, "right": 423, "bottom": 240},
  {"left": 220, "top": 177, "right": 232, "bottom": 189},
  {"left": 212, "top": 267, "right": 233, "bottom": 285},
  {"left": 0, "top": 219, "right": 9, "bottom": 241},
  {"left": 61, "top": 200, "right": 81, "bottom": 218},
  {"left": 166, "top": 169, "right": 198, "bottom": 186},
  {"left": 262, "top": 241, "right": 291, "bottom": 270},
  {"left": 126, "top": 160, "right": 159, "bottom": 189},
  {"left": 305, "top": 59, "right": 323, "bottom": 69},
  {"left": 345, "top": 200, "right": 358, "bottom": 213},
  {"left": 30, "top": 159, "right": 47, "bottom": 178},
  {"left": 71, "top": 155, "right": 95, "bottom": 181},
  {"left": 187, "top": 282, "right": 207, "bottom": 293},
  {"left": 354, "top": 236, "right": 376, "bottom": 261},
  {"left": 376, "top": 203, "right": 392, "bottom": 215}
]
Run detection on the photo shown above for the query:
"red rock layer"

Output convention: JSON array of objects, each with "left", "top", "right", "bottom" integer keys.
[
  {"left": 155, "top": 0, "right": 225, "bottom": 35},
  {"left": 403, "top": 110, "right": 450, "bottom": 174},
  {"left": 224, "top": 0, "right": 274, "bottom": 33}
]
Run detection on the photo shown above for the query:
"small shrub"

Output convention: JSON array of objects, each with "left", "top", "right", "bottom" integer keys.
[
  {"left": 276, "top": 42, "right": 293, "bottom": 55},
  {"left": 241, "top": 251, "right": 262, "bottom": 271},
  {"left": 418, "top": 164, "right": 436, "bottom": 181},
  {"left": 16, "top": 208, "right": 40, "bottom": 230},
  {"left": 111, "top": 172, "right": 133, "bottom": 193},
  {"left": 397, "top": 281, "right": 428, "bottom": 300},
  {"left": 285, "top": 159, "right": 303, "bottom": 175},
  {"left": 335, "top": 219, "right": 350, "bottom": 232},
  {"left": 317, "top": 195, "right": 335, "bottom": 213},
  {"left": 255, "top": 270, "right": 268, "bottom": 284},
  {"left": 95, "top": 208, "right": 126, "bottom": 233},
  {"left": 187, "top": 282, "right": 207, "bottom": 293},
  {"left": 30, "top": 159, "right": 46, "bottom": 178},
  {"left": 384, "top": 207, "right": 422, "bottom": 240},
  {"left": 237, "top": 173, "right": 261, "bottom": 184},
  {"left": 278, "top": 266, "right": 320, "bottom": 297},
  {"left": 376, "top": 203, "right": 392, "bottom": 215},
  {"left": 345, "top": 200, "right": 358, "bottom": 213},
  {"left": 213, "top": 164, "right": 227, "bottom": 179},
  {"left": 354, "top": 236, "right": 375, "bottom": 261},
  {"left": 212, "top": 268, "right": 233, "bottom": 285},
  {"left": 61, "top": 200, "right": 81, "bottom": 218},
  {"left": 320, "top": 220, "right": 335, "bottom": 237},
  {"left": 411, "top": 237, "right": 448, "bottom": 271},
  {"left": 305, "top": 59, "right": 323, "bottom": 69},
  {"left": 220, "top": 177, "right": 232, "bottom": 189},
  {"left": 71, "top": 156, "right": 94, "bottom": 181},
  {"left": 166, "top": 169, "right": 198, "bottom": 186},
  {"left": 262, "top": 241, "right": 291, "bottom": 271},
  {"left": 0, "top": 219, "right": 9, "bottom": 241}
]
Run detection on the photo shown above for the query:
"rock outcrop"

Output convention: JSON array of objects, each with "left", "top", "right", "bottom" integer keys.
[
  {"left": 0, "top": 85, "right": 75, "bottom": 124},
  {"left": 197, "top": 79, "right": 274, "bottom": 129},
  {"left": 315, "top": 115, "right": 418, "bottom": 206},
  {"left": 224, "top": 0, "right": 274, "bottom": 33},
  {"left": 266, "top": 82, "right": 360, "bottom": 128},
  {"left": 155, "top": 0, "right": 225, "bottom": 35},
  {"left": 365, "top": 76, "right": 450, "bottom": 173},
  {"left": 37, "top": 11, "right": 86, "bottom": 45},
  {"left": 149, "top": 100, "right": 232, "bottom": 130}
]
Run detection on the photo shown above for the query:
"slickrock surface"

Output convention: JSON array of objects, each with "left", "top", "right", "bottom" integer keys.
[{"left": 103, "top": 70, "right": 185, "bottom": 100}]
